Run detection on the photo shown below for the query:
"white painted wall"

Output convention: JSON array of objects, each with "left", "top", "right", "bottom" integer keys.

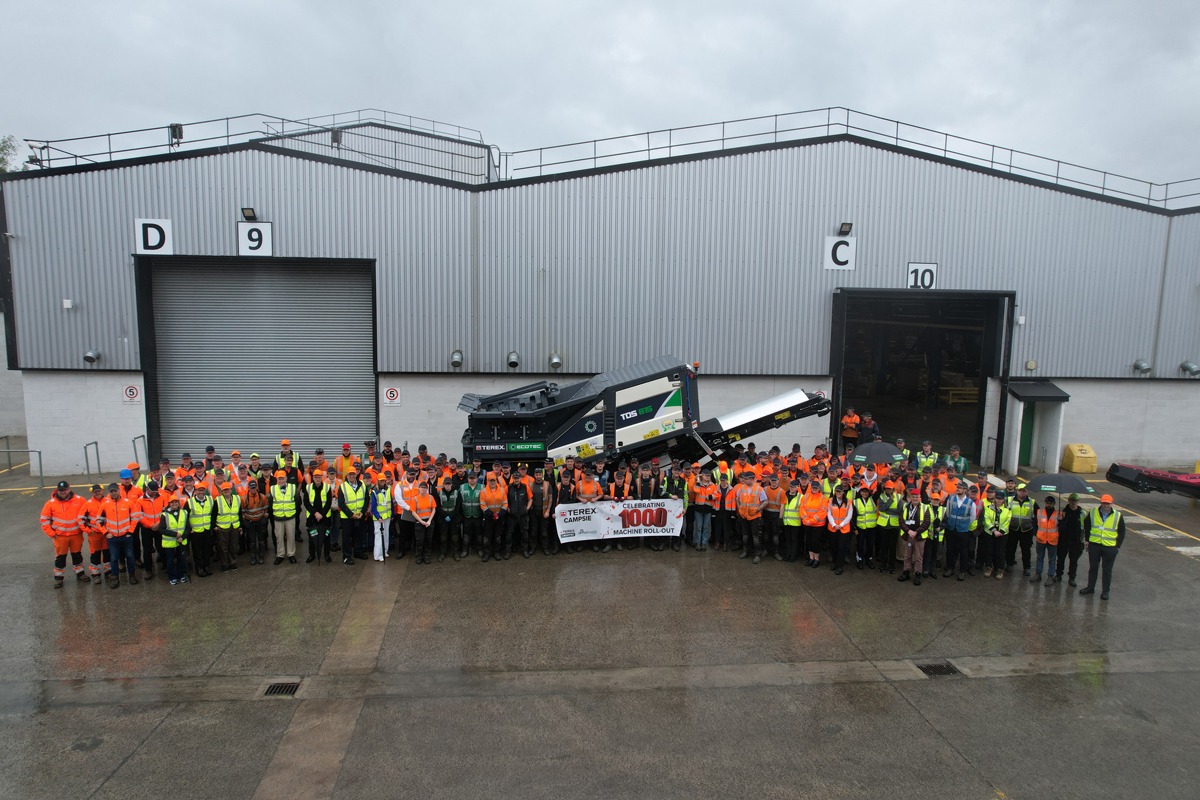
[
  {"left": 0, "top": 314, "right": 25, "bottom": 436},
  {"left": 1031, "top": 402, "right": 1064, "bottom": 473},
  {"left": 1056, "top": 378, "right": 1200, "bottom": 470},
  {"left": 23, "top": 371, "right": 147, "bottom": 476},
  {"left": 377, "top": 373, "right": 833, "bottom": 461},
  {"left": 1001, "top": 394, "right": 1024, "bottom": 476}
]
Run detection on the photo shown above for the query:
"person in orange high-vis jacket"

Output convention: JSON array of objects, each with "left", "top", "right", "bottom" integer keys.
[
  {"left": 138, "top": 481, "right": 168, "bottom": 580},
  {"left": 840, "top": 407, "right": 860, "bottom": 454},
  {"left": 735, "top": 471, "right": 767, "bottom": 563},
  {"left": 100, "top": 483, "right": 141, "bottom": 588},
  {"left": 479, "top": 475, "right": 509, "bottom": 562},
  {"left": 1033, "top": 495, "right": 1060, "bottom": 586},
  {"left": 80, "top": 484, "right": 109, "bottom": 584},
  {"left": 409, "top": 481, "right": 438, "bottom": 564},
  {"left": 801, "top": 481, "right": 831, "bottom": 567},
  {"left": 826, "top": 484, "right": 855, "bottom": 574},
  {"left": 762, "top": 472, "right": 787, "bottom": 561},
  {"left": 41, "top": 481, "right": 88, "bottom": 588}
]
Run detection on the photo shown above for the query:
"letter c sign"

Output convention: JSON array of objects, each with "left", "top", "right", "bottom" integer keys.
[
  {"left": 135, "top": 219, "right": 174, "bottom": 255},
  {"left": 824, "top": 236, "right": 856, "bottom": 271}
]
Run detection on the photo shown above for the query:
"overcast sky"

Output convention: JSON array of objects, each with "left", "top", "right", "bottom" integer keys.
[{"left": 3, "top": 0, "right": 1197, "bottom": 185}]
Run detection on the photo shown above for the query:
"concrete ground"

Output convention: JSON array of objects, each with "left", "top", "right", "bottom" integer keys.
[{"left": 1, "top": 463, "right": 1198, "bottom": 800}]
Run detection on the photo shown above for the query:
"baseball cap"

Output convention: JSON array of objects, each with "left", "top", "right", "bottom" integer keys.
[
  {"left": 146, "top": 481, "right": 159, "bottom": 491},
  {"left": 281, "top": 439, "right": 290, "bottom": 446},
  {"left": 231, "top": 450, "right": 241, "bottom": 457},
  {"left": 315, "top": 447, "right": 324, "bottom": 454},
  {"left": 205, "top": 446, "right": 216, "bottom": 453},
  {"left": 181, "top": 452, "right": 192, "bottom": 459},
  {"left": 651, "top": 458, "right": 659, "bottom": 465},
  {"left": 107, "top": 482, "right": 119, "bottom": 491},
  {"left": 342, "top": 443, "right": 352, "bottom": 449},
  {"left": 418, "top": 444, "right": 428, "bottom": 452},
  {"left": 365, "top": 440, "right": 376, "bottom": 446},
  {"left": 250, "top": 453, "right": 259, "bottom": 459},
  {"left": 1068, "top": 493, "right": 1079, "bottom": 500},
  {"left": 1100, "top": 494, "right": 1114, "bottom": 503},
  {"left": 126, "top": 462, "right": 139, "bottom": 470},
  {"left": 384, "top": 441, "right": 392, "bottom": 447},
  {"left": 90, "top": 483, "right": 102, "bottom": 492},
  {"left": 274, "top": 470, "right": 286, "bottom": 478},
  {"left": 312, "top": 469, "right": 325, "bottom": 476},
  {"left": 923, "top": 440, "right": 931, "bottom": 445},
  {"left": 119, "top": 469, "right": 132, "bottom": 479},
  {"left": 220, "top": 482, "right": 232, "bottom": 490}
]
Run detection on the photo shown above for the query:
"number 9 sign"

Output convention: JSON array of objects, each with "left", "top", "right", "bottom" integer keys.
[{"left": 237, "top": 221, "right": 274, "bottom": 257}]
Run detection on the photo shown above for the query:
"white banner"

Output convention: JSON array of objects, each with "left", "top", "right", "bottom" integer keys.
[{"left": 555, "top": 499, "right": 685, "bottom": 542}]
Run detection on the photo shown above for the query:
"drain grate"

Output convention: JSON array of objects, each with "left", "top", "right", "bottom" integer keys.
[
  {"left": 915, "top": 662, "right": 961, "bottom": 677},
  {"left": 264, "top": 682, "right": 300, "bottom": 696}
]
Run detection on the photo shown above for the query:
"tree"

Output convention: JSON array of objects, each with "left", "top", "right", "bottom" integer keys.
[{"left": 0, "top": 135, "right": 30, "bottom": 173}]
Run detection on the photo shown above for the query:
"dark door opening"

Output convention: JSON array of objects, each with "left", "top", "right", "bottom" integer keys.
[{"left": 830, "top": 290, "right": 1012, "bottom": 465}]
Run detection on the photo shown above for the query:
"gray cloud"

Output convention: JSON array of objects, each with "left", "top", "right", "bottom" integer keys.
[{"left": 3, "top": 0, "right": 1197, "bottom": 184}]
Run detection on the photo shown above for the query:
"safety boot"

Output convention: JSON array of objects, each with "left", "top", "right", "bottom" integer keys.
[
  {"left": 53, "top": 576, "right": 64, "bottom": 589},
  {"left": 76, "top": 571, "right": 91, "bottom": 583},
  {"left": 92, "top": 574, "right": 103, "bottom": 585}
]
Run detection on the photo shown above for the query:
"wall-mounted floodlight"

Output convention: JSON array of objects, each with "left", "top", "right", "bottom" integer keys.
[
  {"left": 838, "top": 222, "right": 853, "bottom": 236},
  {"left": 241, "top": 208, "right": 257, "bottom": 221},
  {"left": 1133, "top": 359, "right": 1152, "bottom": 374}
]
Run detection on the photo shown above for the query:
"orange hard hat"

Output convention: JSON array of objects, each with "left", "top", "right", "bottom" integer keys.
[{"left": 719, "top": 461, "right": 728, "bottom": 469}]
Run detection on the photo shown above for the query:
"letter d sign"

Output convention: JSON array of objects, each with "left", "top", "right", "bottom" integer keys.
[{"left": 135, "top": 219, "right": 174, "bottom": 255}]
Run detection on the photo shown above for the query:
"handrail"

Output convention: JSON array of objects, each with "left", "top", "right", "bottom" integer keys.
[
  {"left": 1, "top": 435, "right": 9, "bottom": 474},
  {"left": 132, "top": 435, "right": 147, "bottom": 470},
  {"left": 498, "top": 106, "right": 1200, "bottom": 209},
  {"left": 84, "top": 441, "right": 101, "bottom": 482},
  {"left": 0, "top": 449, "right": 45, "bottom": 488}
]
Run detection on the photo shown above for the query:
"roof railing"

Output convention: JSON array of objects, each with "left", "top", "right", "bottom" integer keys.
[{"left": 498, "top": 106, "right": 1200, "bottom": 209}]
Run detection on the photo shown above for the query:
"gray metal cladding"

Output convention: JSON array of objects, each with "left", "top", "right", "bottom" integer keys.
[
  {"left": 3, "top": 148, "right": 473, "bottom": 372},
  {"left": 1155, "top": 213, "right": 1200, "bottom": 376},
  {"left": 4, "top": 136, "right": 1194, "bottom": 378}
]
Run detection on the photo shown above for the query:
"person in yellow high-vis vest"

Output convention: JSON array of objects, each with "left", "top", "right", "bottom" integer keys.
[
  {"left": 268, "top": 470, "right": 299, "bottom": 565},
  {"left": 1080, "top": 494, "right": 1125, "bottom": 600}
]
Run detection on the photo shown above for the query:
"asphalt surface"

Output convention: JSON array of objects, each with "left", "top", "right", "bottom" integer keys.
[{"left": 1, "top": 465, "right": 1197, "bottom": 800}]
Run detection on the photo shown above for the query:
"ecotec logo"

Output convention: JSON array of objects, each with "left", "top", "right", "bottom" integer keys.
[{"left": 509, "top": 443, "right": 543, "bottom": 452}]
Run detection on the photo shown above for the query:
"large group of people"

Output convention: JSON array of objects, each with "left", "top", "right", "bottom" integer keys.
[{"left": 37, "top": 424, "right": 1127, "bottom": 599}]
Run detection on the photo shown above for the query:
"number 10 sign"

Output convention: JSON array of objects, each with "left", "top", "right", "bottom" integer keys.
[
  {"left": 237, "top": 221, "right": 274, "bottom": 257},
  {"left": 906, "top": 262, "right": 938, "bottom": 289}
]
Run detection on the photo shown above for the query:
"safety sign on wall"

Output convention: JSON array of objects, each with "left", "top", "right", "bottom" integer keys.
[
  {"left": 122, "top": 385, "right": 142, "bottom": 405},
  {"left": 382, "top": 387, "right": 401, "bottom": 406},
  {"left": 824, "top": 237, "right": 856, "bottom": 271},
  {"left": 134, "top": 219, "right": 173, "bottom": 255}
]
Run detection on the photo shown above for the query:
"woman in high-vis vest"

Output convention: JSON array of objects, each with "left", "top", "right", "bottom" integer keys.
[
  {"left": 801, "top": 482, "right": 830, "bottom": 567},
  {"left": 853, "top": 485, "right": 878, "bottom": 570},
  {"left": 691, "top": 472, "right": 718, "bottom": 551},
  {"left": 982, "top": 495, "right": 1012, "bottom": 580},
  {"left": 874, "top": 482, "right": 901, "bottom": 574},
  {"left": 160, "top": 496, "right": 190, "bottom": 585},
  {"left": 1033, "top": 495, "right": 1059, "bottom": 586},
  {"left": 410, "top": 482, "right": 438, "bottom": 564},
  {"left": 780, "top": 481, "right": 804, "bottom": 562},
  {"left": 827, "top": 485, "right": 854, "bottom": 574}
]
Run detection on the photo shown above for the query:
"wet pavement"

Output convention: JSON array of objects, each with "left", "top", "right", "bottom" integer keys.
[{"left": 1, "top": 469, "right": 1198, "bottom": 799}]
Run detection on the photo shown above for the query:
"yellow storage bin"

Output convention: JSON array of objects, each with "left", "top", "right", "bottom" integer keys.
[{"left": 1062, "top": 444, "right": 1097, "bottom": 474}]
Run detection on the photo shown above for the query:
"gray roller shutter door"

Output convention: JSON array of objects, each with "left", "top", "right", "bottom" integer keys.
[{"left": 152, "top": 260, "right": 376, "bottom": 462}]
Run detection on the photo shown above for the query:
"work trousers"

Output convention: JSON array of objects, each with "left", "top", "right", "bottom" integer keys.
[
  {"left": 531, "top": 513, "right": 554, "bottom": 551},
  {"left": 803, "top": 523, "right": 826, "bottom": 556},
  {"left": 875, "top": 526, "right": 898, "bottom": 568},
  {"left": 413, "top": 520, "right": 435, "bottom": 558},
  {"left": 244, "top": 518, "right": 268, "bottom": 560},
  {"left": 162, "top": 546, "right": 188, "bottom": 581},
  {"left": 946, "top": 529, "right": 972, "bottom": 574},
  {"left": 509, "top": 513, "right": 531, "bottom": 552},
  {"left": 397, "top": 519, "right": 415, "bottom": 555},
  {"left": 308, "top": 518, "right": 332, "bottom": 561},
  {"left": 923, "top": 536, "right": 941, "bottom": 573},
  {"left": 1086, "top": 542, "right": 1118, "bottom": 593},
  {"left": 138, "top": 525, "right": 159, "bottom": 571},
  {"left": 373, "top": 518, "right": 391, "bottom": 560},
  {"left": 215, "top": 526, "right": 239, "bottom": 567},
  {"left": 462, "top": 517, "right": 482, "bottom": 554},
  {"left": 1056, "top": 535, "right": 1085, "bottom": 580},
  {"left": 328, "top": 514, "right": 341, "bottom": 548},
  {"left": 340, "top": 517, "right": 369, "bottom": 556},
  {"left": 272, "top": 517, "right": 297, "bottom": 558},
  {"left": 738, "top": 516, "right": 763, "bottom": 557},
  {"left": 437, "top": 515, "right": 461, "bottom": 555},
  {"left": 762, "top": 512, "right": 780, "bottom": 556},
  {"left": 693, "top": 509, "right": 712, "bottom": 548},
  {"left": 832, "top": 531, "right": 853, "bottom": 569},
  {"left": 782, "top": 523, "right": 802, "bottom": 561},
  {"left": 191, "top": 529, "right": 214, "bottom": 571},
  {"left": 986, "top": 533, "right": 1008, "bottom": 571},
  {"left": 88, "top": 535, "right": 111, "bottom": 576},
  {"left": 481, "top": 514, "right": 505, "bottom": 555},
  {"left": 713, "top": 511, "right": 733, "bottom": 547},
  {"left": 855, "top": 525, "right": 876, "bottom": 563},
  {"left": 1035, "top": 541, "right": 1057, "bottom": 576},
  {"left": 900, "top": 533, "right": 924, "bottom": 574},
  {"left": 107, "top": 534, "right": 137, "bottom": 577},
  {"left": 1006, "top": 526, "right": 1034, "bottom": 569}
]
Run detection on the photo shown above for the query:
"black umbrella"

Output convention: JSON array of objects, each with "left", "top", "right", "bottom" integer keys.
[
  {"left": 849, "top": 441, "right": 904, "bottom": 466},
  {"left": 1026, "top": 473, "right": 1096, "bottom": 495}
]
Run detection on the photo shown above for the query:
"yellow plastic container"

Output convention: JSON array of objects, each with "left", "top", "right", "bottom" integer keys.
[{"left": 1062, "top": 444, "right": 1097, "bottom": 474}]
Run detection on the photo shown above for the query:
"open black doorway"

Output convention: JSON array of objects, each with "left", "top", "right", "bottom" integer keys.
[{"left": 829, "top": 289, "right": 1014, "bottom": 465}]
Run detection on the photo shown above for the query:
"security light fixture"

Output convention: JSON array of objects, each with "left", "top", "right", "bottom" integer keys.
[
  {"left": 83, "top": 350, "right": 100, "bottom": 364},
  {"left": 450, "top": 349, "right": 464, "bottom": 368},
  {"left": 241, "top": 208, "right": 257, "bottom": 221},
  {"left": 549, "top": 352, "right": 563, "bottom": 369},
  {"left": 330, "top": 128, "right": 342, "bottom": 147},
  {"left": 838, "top": 222, "right": 853, "bottom": 236},
  {"left": 1133, "top": 359, "right": 1152, "bottom": 374},
  {"left": 1182, "top": 361, "right": 1200, "bottom": 377},
  {"left": 168, "top": 123, "right": 184, "bottom": 148},
  {"left": 507, "top": 351, "right": 520, "bottom": 369}
]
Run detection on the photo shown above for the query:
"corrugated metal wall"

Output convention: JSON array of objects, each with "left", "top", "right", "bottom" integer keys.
[
  {"left": 267, "top": 124, "right": 492, "bottom": 184},
  {"left": 3, "top": 137, "right": 1193, "bottom": 378},
  {"left": 1155, "top": 212, "right": 1200, "bottom": 377}
]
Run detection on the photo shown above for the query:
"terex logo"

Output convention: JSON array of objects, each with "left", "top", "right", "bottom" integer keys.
[{"left": 476, "top": 445, "right": 506, "bottom": 452}]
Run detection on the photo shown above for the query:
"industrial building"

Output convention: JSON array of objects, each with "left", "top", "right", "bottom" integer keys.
[{"left": 1, "top": 107, "right": 1197, "bottom": 476}]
